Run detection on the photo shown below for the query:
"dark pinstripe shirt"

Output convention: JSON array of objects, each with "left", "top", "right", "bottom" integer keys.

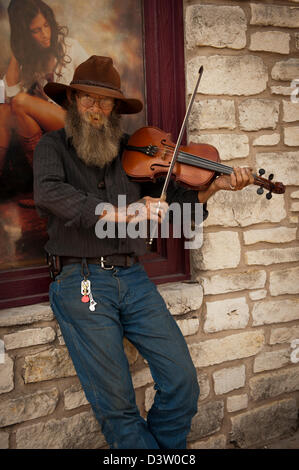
[{"left": 33, "top": 128, "right": 208, "bottom": 257}]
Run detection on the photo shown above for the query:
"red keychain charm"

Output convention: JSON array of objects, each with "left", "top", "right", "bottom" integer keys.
[
  {"left": 80, "top": 278, "right": 97, "bottom": 310},
  {"left": 81, "top": 279, "right": 91, "bottom": 303}
]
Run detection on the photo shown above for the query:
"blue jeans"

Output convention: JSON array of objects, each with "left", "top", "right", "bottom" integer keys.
[{"left": 49, "top": 262, "right": 199, "bottom": 449}]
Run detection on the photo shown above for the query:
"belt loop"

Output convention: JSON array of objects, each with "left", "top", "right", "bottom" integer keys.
[{"left": 81, "top": 257, "right": 90, "bottom": 278}]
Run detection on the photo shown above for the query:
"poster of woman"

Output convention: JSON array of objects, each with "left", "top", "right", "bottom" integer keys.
[{"left": 0, "top": 0, "right": 145, "bottom": 270}]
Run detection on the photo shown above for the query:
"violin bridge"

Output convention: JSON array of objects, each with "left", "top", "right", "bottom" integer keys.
[{"left": 160, "top": 148, "right": 167, "bottom": 160}]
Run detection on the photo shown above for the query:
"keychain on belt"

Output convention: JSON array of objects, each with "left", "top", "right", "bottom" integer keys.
[{"left": 80, "top": 258, "right": 97, "bottom": 311}]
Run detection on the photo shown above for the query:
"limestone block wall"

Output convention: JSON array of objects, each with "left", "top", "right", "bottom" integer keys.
[
  {"left": 0, "top": 0, "right": 299, "bottom": 450},
  {"left": 185, "top": 0, "right": 299, "bottom": 448}
]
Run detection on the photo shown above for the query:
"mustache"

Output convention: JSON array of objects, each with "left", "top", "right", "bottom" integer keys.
[{"left": 84, "top": 111, "right": 107, "bottom": 122}]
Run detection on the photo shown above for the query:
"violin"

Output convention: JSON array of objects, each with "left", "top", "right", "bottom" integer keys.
[{"left": 122, "top": 126, "right": 285, "bottom": 199}]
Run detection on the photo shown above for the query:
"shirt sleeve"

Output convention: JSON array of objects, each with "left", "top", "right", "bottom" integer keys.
[
  {"left": 33, "top": 135, "right": 104, "bottom": 230},
  {"left": 140, "top": 179, "right": 209, "bottom": 222},
  {"left": 3, "top": 75, "right": 22, "bottom": 98}
]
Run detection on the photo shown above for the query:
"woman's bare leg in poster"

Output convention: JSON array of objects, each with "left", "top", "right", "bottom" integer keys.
[
  {"left": 10, "top": 93, "right": 65, "bottom": 206},
  {"left": 11, "top": 92, "right": 66, "bottom": 165}
]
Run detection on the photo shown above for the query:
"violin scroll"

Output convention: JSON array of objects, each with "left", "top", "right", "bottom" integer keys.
[{"left": 254, "top": 168, "right": 285, "bottom": 199}]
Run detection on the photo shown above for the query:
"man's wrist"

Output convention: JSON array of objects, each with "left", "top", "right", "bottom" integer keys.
[{"left": 197, "top": 180, "right": 219, "bottom": 203}]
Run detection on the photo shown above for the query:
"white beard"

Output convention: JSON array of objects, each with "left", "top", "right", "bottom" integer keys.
[{"left": 65, "top": 101, "right": 123, "bottom": 168}]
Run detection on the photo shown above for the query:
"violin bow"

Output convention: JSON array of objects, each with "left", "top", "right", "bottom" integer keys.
[{"left": 149, "top": 66, "right": 204, "bottom": 245}]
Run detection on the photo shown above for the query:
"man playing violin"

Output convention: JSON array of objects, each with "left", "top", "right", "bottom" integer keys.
[{"left": 33, "top": 55, "right": 253, "bottom": 450}]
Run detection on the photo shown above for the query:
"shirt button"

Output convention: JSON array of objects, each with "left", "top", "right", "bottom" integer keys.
[{"left": 98, "top": 181, "right": 105, "bottom": 189}]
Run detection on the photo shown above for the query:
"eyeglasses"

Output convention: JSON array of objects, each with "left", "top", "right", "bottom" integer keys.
[{"left": 77, "top": 93, "right": 115, "bottom": 110}]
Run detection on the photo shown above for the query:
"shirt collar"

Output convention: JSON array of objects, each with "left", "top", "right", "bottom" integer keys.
[
  {"left": 63, "top": 128, "right": 73, "bottom": 148},
  {"left": 67, "top": 136, "right": 73, "bottom": 148}
]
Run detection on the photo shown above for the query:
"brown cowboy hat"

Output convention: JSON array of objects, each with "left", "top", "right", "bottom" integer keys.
[{"left": 44, "top": 55, "right": 143, "bottom": 114}]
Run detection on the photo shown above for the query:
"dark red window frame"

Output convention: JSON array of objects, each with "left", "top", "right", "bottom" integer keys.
[{"left": 0, "top": 0, "right": 190, "bottom": 310}]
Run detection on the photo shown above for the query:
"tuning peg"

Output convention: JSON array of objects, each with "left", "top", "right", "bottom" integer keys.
[
  {"left": 257, "top": 187, "right": 264, "bottom": 195},
  {"left": 268, "top": 173, "right": 274, "bottom": 181},
  {"left": 259, "top": 168, "right": 265, "bottom": 176},
  {"left": 266, "top": 191, "right": 272, "bottom": 200}
]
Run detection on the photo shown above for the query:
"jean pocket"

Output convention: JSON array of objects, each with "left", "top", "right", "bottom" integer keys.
[{"left": 56, "top": 263, "right": 79, "bottom": 282}]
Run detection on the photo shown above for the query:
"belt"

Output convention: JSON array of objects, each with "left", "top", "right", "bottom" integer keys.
[{"left": 61, "top": 254, "right": 139, "bottom": 269}]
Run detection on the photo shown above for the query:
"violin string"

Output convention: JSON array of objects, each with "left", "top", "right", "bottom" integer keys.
[
  {"left": 178, "top": 151, "right": 233, "bottom": 175},
  {"left": 159, "top": 145, "right": 233, "bottom": 172},
  {"left": 155, "top": 145, "right": 233, "bottom": 175}
]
